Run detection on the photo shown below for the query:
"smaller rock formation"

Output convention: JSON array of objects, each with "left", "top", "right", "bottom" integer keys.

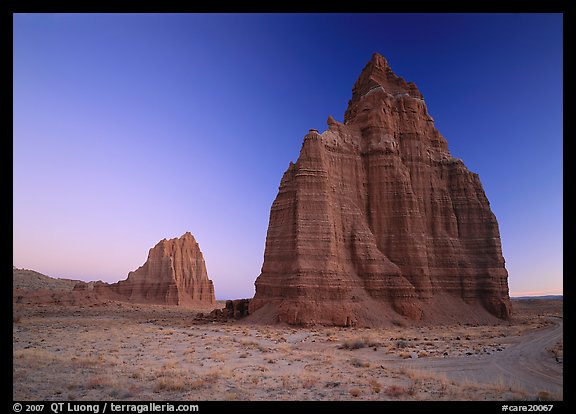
[{"left": 101, "top": 232, "right": 216, "bottom": 307}]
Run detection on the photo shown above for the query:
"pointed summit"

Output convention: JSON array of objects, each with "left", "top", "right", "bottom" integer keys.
[
  {"left": 345, "top": 53, "right": 423, "bottom": 123},
  {"left": 369, "top": 52, "right": 390, "bottom": 70},
  {"left": 180, "top": 231, "right": 195, "bottom": 241}
]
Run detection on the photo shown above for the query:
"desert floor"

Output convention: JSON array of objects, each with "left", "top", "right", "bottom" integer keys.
[{"left": 13, "top": 299, "right": 562, "bottom": 401}]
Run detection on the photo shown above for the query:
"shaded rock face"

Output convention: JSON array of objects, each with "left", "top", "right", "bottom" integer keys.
[
  {"left": 202, "top": 299, "right": 251, "bottom": 322},
  {"left": 226, "top": 299, "right": 251, "bottom": 319},
  {"left": 101, "top": 232, "right": 215, "bottom": 307},
  {"left": 250, "top": 53, "right": 511, "bottom": 326}
]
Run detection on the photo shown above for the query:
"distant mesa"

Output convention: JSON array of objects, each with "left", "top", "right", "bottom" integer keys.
[{"left": 248, "top": 53, "right": 512, "bottom": 327}]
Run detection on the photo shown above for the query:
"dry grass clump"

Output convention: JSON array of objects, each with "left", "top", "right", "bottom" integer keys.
[
  {"left": 300, "top": 374, "right": 319, "bottom": 389},
  {"left": 154, "top": 376, "right": 187, "bottom": 392},
  {"left": 362, "top": 335, "right": 380, "bottom": 347},
  {"left": 239, "top": 338, "right": 259, "bottom": 348},
  {"left": 369, "top": 379, "right": 381, "bottom": 394},
  {"left": 535, "top": 391, "right": 563, "bottom": 401},
  {"left": 189, "top": 378, "right": 205, "bottom": 390},
  {"left": 340, "top": 338, "right": 366, "bottom": 350},
  {"left": 401, "top": 367, "right": 448, "bottom": 383},
  {"left": 546, "top": 340, "right": 563, "bottom": 360},
  {"left": 397, "top": 367, "right": 452, "bottom": 398},
  {"left": 14, "top": 348, "right": 60, "bottom": 367},
  {"left": 396, "top": 340, "right": 409, "bottom": 349},
  {"left": 277, "top": 344, "right": 293, "bottom": 354},
  {"left": 224, "top": 391, "right": 239, "bottom": 401},
  {"left": 153, "top": 365, "right": 216, "bottom": 392},
  {"left": 340, "top": 335, "right": 379, "bottom": 350},
  {"left": 209, "top": 351, "right": 225, "bottom": 362},
  {"left": 205, "top": 366, "right": 233, "bottom": 382},
  {"left": 385, "top": 384, "right": 407, "bottom": 397},
  {"left": 349, "top": 387, "right": 361, "bottom": 397},
  {"left": 70, "top": 355, "right": 103, "bottom": 368},
  {"left": 281, "top": 375, "right": 297, "bottom": 390},
  {"left": 14, "top": 348, "right": 52, "bottom": 360},
  {"left": 349, "top": 357, "right": 370, "bottom": 368},
  {"left": 86, "top": 375, "right": 119, "bottom": 389}
]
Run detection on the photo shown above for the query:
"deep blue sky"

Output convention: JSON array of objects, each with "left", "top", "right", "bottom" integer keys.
[{"left": 13, "top": 13, "right": 562, "bottom": 298}]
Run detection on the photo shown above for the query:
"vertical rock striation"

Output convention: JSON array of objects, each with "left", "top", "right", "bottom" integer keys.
[{"left": 249, "top": 53, "right": 511, "bottom": 326}]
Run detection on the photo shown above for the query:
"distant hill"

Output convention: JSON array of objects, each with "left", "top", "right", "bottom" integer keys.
[
  {"left": 13, "top": 267, "right": 84, "bottom": 291},
  {"left": 512, "top": 295, "right": 563, "bottom": 301}
]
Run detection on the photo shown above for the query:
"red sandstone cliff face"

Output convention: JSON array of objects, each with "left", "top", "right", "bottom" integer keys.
[
  {"left": 101, "top": 232, "right": 215, "bottom": 307},
  {"left": 249, "top": 53, "right": 511, "bottom": 326}
]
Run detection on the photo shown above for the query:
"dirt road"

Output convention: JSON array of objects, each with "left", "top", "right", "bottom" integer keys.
[{"left": 398, "top": 317, "right": 563, "bottom": 395}]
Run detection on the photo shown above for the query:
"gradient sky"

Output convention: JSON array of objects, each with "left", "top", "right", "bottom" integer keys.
[{"left": 13, "top": 13, "right": 563, "bottom": 299}]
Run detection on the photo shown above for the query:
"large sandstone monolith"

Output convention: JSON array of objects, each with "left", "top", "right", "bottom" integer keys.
[{"left": 249, "top": 53, "right": 511, "bottom": 326}]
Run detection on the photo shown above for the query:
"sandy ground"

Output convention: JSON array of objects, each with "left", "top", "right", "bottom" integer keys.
[{"left": 13, "top": 299, "right": 563, "bottom": 401}]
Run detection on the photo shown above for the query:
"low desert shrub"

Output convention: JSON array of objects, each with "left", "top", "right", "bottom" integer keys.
[
  {"left": 154, "top": 376, "right": 186, "bottom": 392},
  {"left": 340, "top": 338, "right": 366, "bottom": 350},
  {"left": 350, "top": 357, "right": 370, "bottom": 368},
  {"left": 385, "top": 384, "right": 407, "bottom": 397},
  {"left": 349, "top": 388, "right": 361, "bottom": 397},
  {"left": 396, "top": 340, "right": 409, "bottom": 349}
]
